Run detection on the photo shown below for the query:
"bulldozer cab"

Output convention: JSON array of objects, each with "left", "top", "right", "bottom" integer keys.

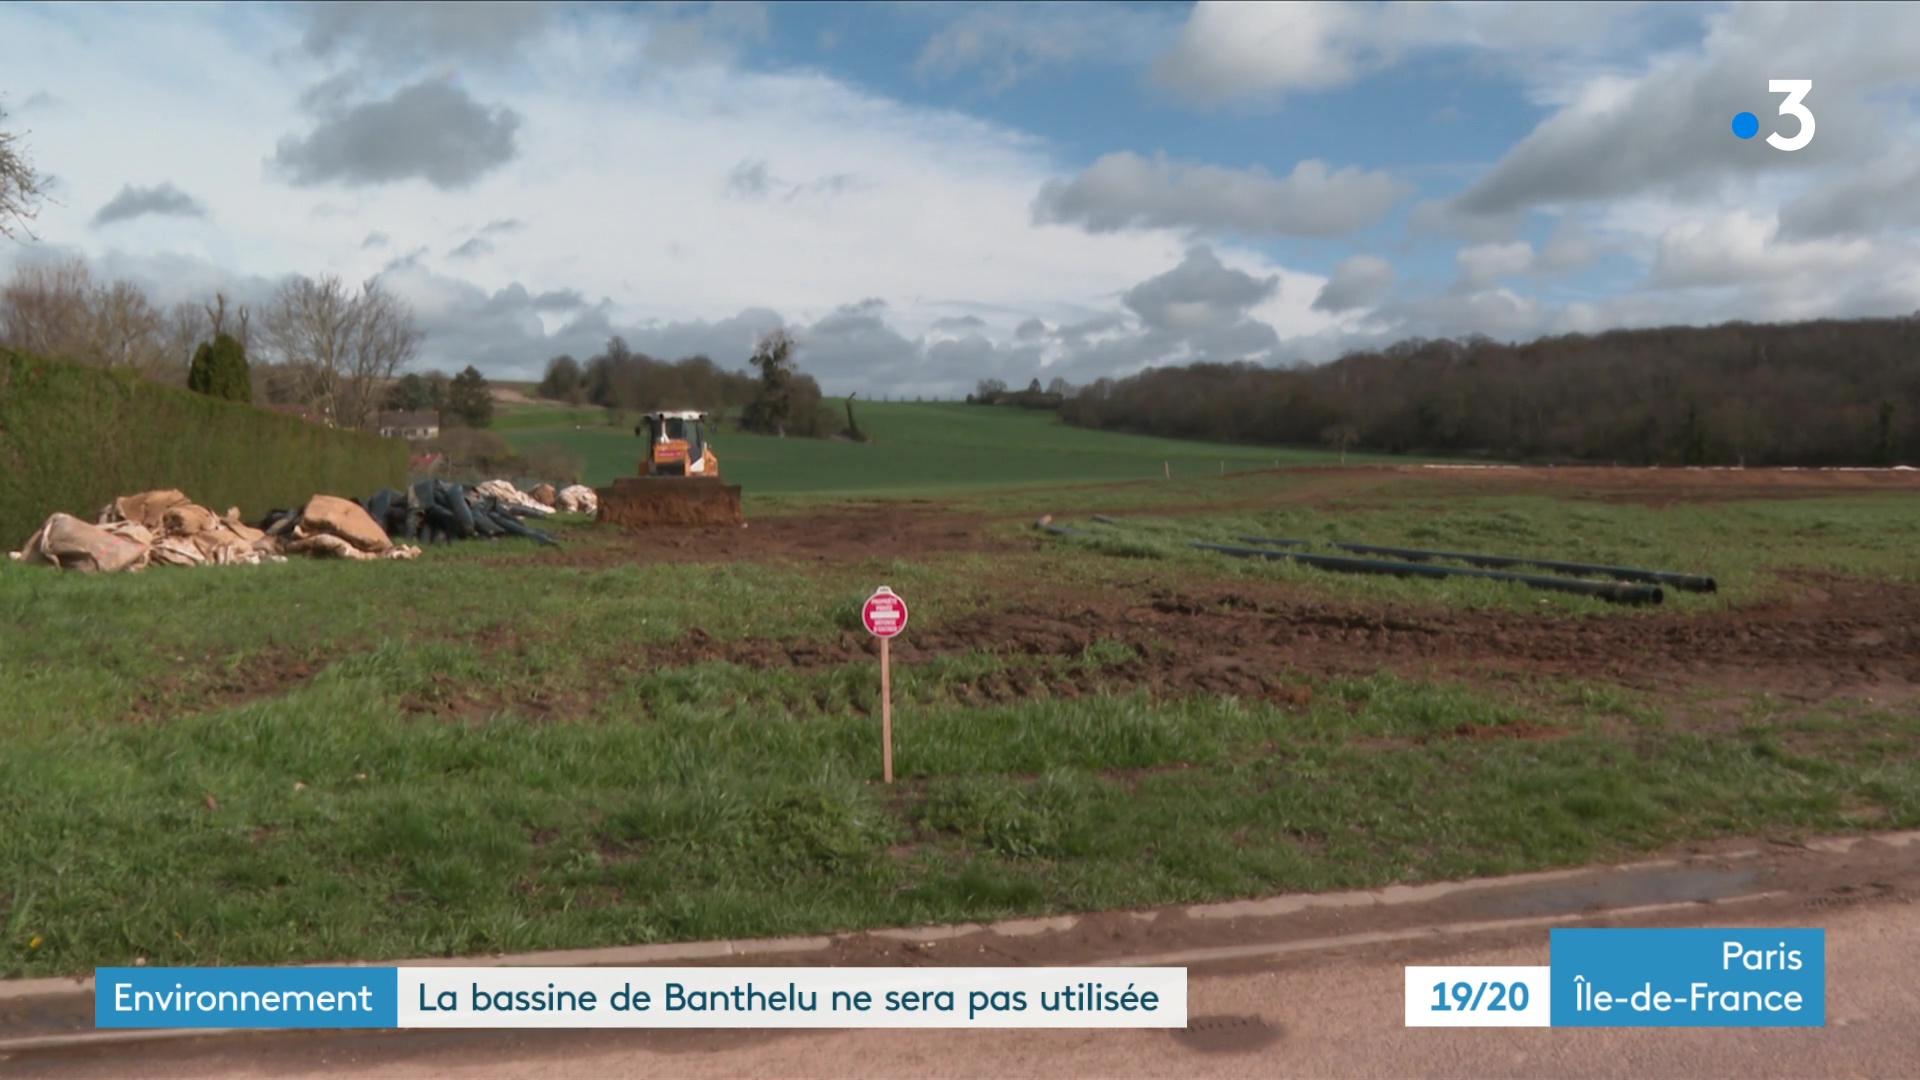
[{"left": 639, "top": 410, "right": 709, "bottom": 476}]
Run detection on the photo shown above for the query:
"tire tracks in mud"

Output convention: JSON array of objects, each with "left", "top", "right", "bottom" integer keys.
[{"left": 631, "top": 573, "right": 1920, "bottom": 714}]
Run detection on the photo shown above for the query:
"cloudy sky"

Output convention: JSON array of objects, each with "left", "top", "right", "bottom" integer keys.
[{"left": 2, "top": 1, "right": 1917, "bottom": 395}]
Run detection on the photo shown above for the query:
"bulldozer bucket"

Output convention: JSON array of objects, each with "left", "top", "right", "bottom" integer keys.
[{"left": 595, "top": 477, "right": 744, "bottom": 527}]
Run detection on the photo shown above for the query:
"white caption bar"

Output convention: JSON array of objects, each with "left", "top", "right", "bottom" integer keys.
[
  {"left": 1405, "top": 966, "right": 1551, "bottom": 1027},
  {"left": 399, "top": 967, "right": 1186, "bottom": 1028}
]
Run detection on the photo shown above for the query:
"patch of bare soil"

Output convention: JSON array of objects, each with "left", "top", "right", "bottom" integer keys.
[
  {"left": 530, "top": 502, "right": 1016, "bottom": 568},
  {"left": 623, "top": 570, "right": 1920, "bottom": 714},
  {"left": 125, "top": 649, "right": 324, "bottom": 721}
]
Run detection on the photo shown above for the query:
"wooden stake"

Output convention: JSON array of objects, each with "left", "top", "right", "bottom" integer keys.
[
  {"left": 1163, "top": 460, "right": 1170, "bottom": 480},
  {"left": 881, "top": 636, "right": 893, "bottom": 784}
]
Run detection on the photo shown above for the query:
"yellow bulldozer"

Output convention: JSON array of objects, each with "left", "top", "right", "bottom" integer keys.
[{"left": 595, "top": 410, "right": 745, "bottom": 527}]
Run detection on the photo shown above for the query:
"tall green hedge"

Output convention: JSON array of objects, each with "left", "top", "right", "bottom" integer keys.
[{"left": 1, "top": 349, "right": 406, "bottom": 546}]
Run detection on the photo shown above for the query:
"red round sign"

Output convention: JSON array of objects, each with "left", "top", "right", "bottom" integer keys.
[{"left": 861, "top": 586, "right": 909, "bottom": 639}]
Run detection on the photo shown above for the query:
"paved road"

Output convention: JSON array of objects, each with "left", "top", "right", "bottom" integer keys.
[{"left": 14, "top": 892, "right": 1917, "bottom": 1079}]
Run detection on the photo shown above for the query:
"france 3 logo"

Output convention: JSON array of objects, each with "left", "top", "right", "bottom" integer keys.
[{"left": 1732, "top": 80, "right": 1814, "bottom": 152}]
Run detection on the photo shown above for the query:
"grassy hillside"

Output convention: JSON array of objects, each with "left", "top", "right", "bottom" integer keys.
[
  {"left": 2, "top": 349, "right": 405, "bottom": 545},
  {"left": 500, "top": 400, "right": 1384, "bottom": 495}
]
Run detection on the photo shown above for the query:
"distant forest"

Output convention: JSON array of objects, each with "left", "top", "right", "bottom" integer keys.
[{"left": 1061, "top": 317, "right": 1920, "bottom": 466}]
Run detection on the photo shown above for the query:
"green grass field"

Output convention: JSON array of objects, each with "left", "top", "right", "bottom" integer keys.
[
  {"left": 499, "top": 400, "right": 1386, "bottom": 495},
  {"left": 3, "top": 400, "right": 1917, "bottom": 978}
]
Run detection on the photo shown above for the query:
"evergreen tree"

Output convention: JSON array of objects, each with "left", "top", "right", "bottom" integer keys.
[
  {"left": 741, "top": 330, "right": 797, "bottom": 436},
  {"left": 538, "top": 354, "right": 583, "bottom": 401},
  {"left": 385, "top": 372, "right": 431, "bottom": 411},
  {"left": 447, "top": 365, "right": 494, "bottom": 427},
  {"left": 186, "top": 332, "right": 252, "bottom": 403}
]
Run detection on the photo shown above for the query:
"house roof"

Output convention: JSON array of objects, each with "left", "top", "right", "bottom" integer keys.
[{"left": 378, "top": 411, "right": 439, "bottom": 428}]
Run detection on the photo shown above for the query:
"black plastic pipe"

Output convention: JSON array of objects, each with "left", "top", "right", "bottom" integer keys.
[
  {"left": 1190, "top": 542, "right": 1665, "bottom": 605},
  {"left": 1329, "top": 542, "right": 1715, "bottom": 593}
]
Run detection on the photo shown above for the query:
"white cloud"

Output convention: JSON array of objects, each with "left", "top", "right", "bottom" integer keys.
[
  {"left": 1033, "top": 153, "right": 1404, "bottom": 237},
  {"left": 1536, "top": 219, "right": 1597, "bottom": 272},
  {"left": 915, "top": 3, "right": 1175, "bottom": 92},
  {"left": 1153, "top": 1, "right": 1375, "bottom": 102},
  {"left": 639, "top": 1, "right": 770, "bottom": 69},
  {"left": 1152, "top": 1, "right": 1672, "bottom": 105},
  {"left": 1777, "top": 151, "right": 1920, "bottom": 240},
  {"left": 1312, "top": 255, "right": 1393, "bottom": 312},
  {"left": 1650, "top": 212, "right": 1872, "bottom": 289},
  {"left": 1454, "top": 241, "right": 1533, "bottom": 291}
]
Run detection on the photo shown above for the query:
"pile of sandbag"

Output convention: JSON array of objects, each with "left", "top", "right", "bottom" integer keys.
[
  {"left": 12, "top": 513, "right": 169, "bottom": 572},
  {"left": 8, "top": 489, "right": 428, "bottom": 572},
  {"left": 320, "top": 479, "right": 558, "bottom": 547},
  {"left": 555, "top": 484, "right": 597, "bottom": 514},
  {"left": 472, "top": 479, "right": 555, "bottom": 518},
  {"left": 260, "top": 494, "right": 423, "bottom": 561},
  {"left": 9, "top": 490, "right": 287, "bottom": 572},
  {"left": 102, "top": 489, "right": 283, "bottom": 567}
]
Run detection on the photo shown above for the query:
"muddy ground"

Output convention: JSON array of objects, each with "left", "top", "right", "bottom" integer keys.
[
  {"left": 631, "top": 572, "right": 1920, "bottom": 721},
  {"left": 555, "top": 464, "right": 1920, "bottom": 568},
  {"left": 551, "top": 467, "right": 1920, "bottom": 717}
]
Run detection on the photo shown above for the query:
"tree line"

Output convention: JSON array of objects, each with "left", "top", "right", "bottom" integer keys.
[
  {"left": 1061, "top": 318, "right": 1920, "bottom": 466},
  {"left": 537, "top": 328, "right": 841, "bottom": 438},
  {"left": 0, "top": 257, "right": 507, "bottom": 431}
]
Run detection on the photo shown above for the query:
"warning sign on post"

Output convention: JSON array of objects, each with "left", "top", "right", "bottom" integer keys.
[
  {"left": 862, "top": 586, "right": 908, "bottom": 638},
  {"left": 861, "top": 586, "right": 908, "bottom": 783}
]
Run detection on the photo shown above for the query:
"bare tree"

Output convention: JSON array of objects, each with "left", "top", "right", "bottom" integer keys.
[
  {"left": 91, "top": 279, "right": 165, "bottom": 373},
  {"left": 203, "top": 291, "right": 250, "bottom": 353},
  {"left": 338, "top": 278, "right": 421, "bottom": 429},
  {"left": 1, "top": 106, "right": 46, "bottom": 241},
  {"left": 0, "top": 259, "right": 95, "bottom": 359},
  {"left": 0, "top": 260, "right": 195, "bottom": 378},
  {"left": 260, "top": 275, "right": 355, "bottom": 426},
  {"left": 259, "top": 274, "right": 421, "bottom": 429},
  {"left": 158, "top": 301, "right": 205, "bottom": 386}
]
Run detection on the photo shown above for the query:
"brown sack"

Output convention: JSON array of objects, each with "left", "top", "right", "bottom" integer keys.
[
  {"left": 108, "top": 490, "right": 192, "bottom": 530},
  {"left": 285, "top": 534, "right": 418, "bottom": 561},
  {"left": 149, "top": 536, "right": 208, "bottom": 567},
  {"left": 23, "top": 513, "right": 149, "bottom": 572},
  {"left": 531, "top": 483, "right": 557, "bottom": 507},
  {"left": 296, "top": 495, "right": 391, "bottom": 553},
  {"left": 162, "top": 503, "right": 221, "bottom": 537},
  {"left": 222, "top": 511, "right": 266, "bottom": 544},
  {"left": 100, "top": 520, "right": 155, "bottom": 547},
  {"left": 190, "top": 527, "right": 249, "bottom": 562}
]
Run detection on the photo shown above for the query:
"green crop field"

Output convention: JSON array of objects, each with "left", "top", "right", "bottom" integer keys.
[{"left": 498, "top": 400, "right": 1387, "bottom": 495}]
